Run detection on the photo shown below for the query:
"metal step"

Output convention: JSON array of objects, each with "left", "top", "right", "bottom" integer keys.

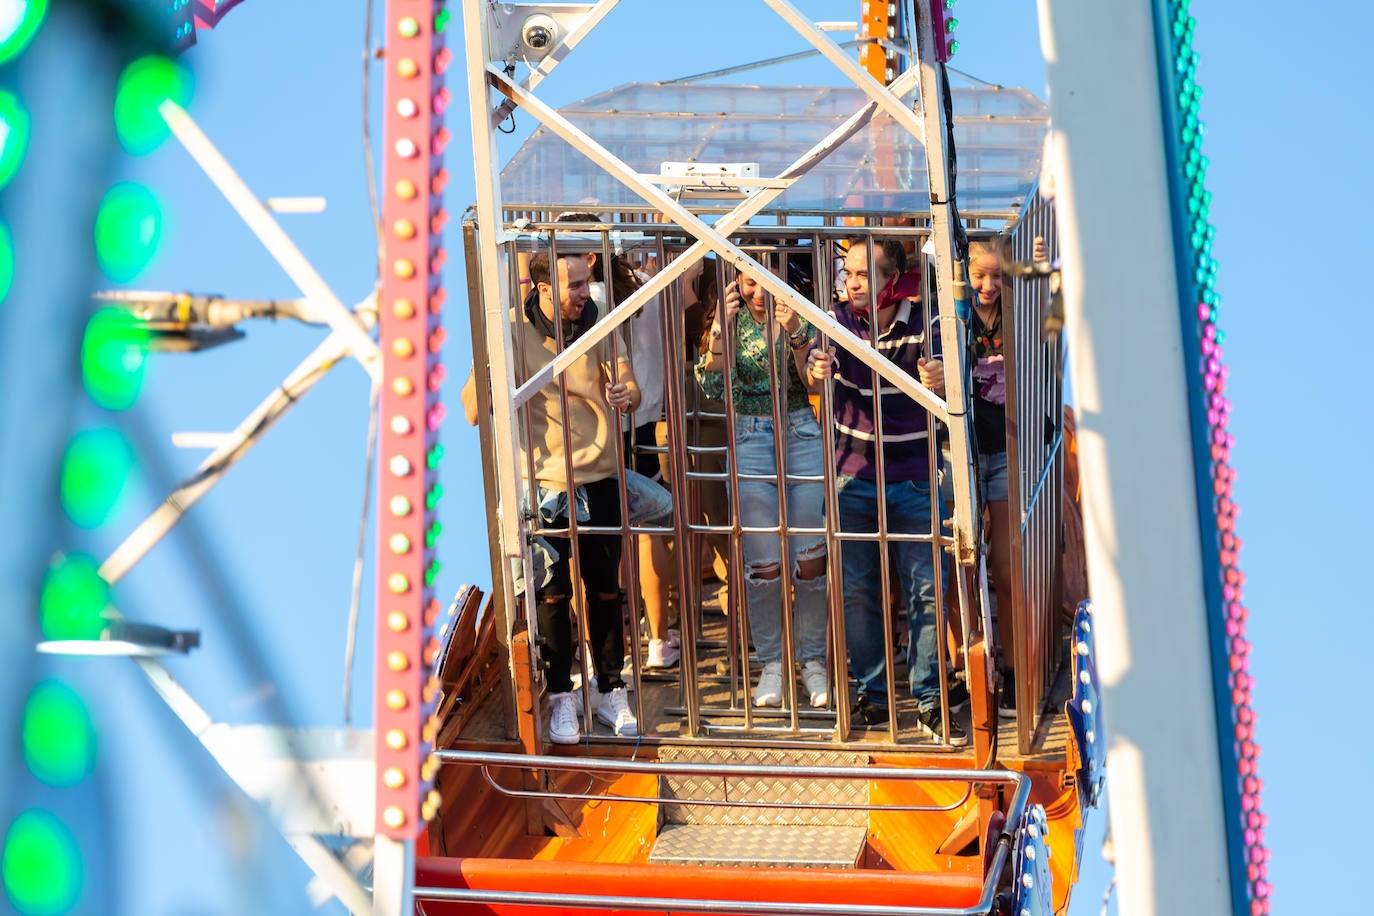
[
  {"left": 648, "top": 823, "right": 868, "bottom": 869},
  {"left": 658, "top": 746, "right": 870, "bottom": 827}
]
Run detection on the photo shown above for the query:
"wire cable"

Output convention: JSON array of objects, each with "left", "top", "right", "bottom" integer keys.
[
  {"left": 362, "top": 0, "right": 382, "bottom": 284},
  {"left": 944, "top": 65, "right": 1003, "bottom": 89},
  {"left": 343, "top": 378, "right": 381, "bottom": 726},
  {"left": 663, "top": 38, "right": 876, "bottom": 85}
]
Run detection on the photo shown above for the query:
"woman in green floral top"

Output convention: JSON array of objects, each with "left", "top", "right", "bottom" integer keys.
[{"left": 695, "top": 269, "right": 832, "bottom": 711}]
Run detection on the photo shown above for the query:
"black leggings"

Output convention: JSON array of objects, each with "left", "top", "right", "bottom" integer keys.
[{"left": 537, "top": 475, "right": 625, "bottom": 694}]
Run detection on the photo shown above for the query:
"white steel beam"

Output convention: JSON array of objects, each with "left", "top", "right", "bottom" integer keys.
[
  {"left": 289, "top": 836, "right": 373, "bottom": 915},
  {"left": 159, "top": 101, "right": 381, "bottom": 377},
  {"left": 761, "top": 0, "right": 924, "bottom": 145},
  {"left": 910, "top": 4, "right": 978, "bottom": 566},
  {"left": 523, "top": 0, "right": 620, "bottom": 94},
  {"left": 487, "top": 66, "right": 948, "bottom": 421},
  {"left": 132, "top": 659, "right": 374, "bottom": 912},
  {"left": 1037, "top": 0, "right": 1234, "bottom": 913},
  {"left": 372, "top": 837, "right": 415, "bottom": 916},
  {"left": 508, "top": 63, "right": 922, "bottom": 410},
  {"left": 99, "top": 330, "right": 350, "bottom": 584},
  {"left": 463, "top": 0, "right": 530, "bottom": 603}
]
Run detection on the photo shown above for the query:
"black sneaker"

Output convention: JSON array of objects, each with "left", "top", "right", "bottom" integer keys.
[
  {"left": 916, "top": 706, "right": 969, "bottom": 747},
  {"left": 852, "top": 697, "right": 890, "bottom": 727},
  {"left": 945, "top": 676, "right": 969, "bottom": 714},
  {"left": 999, "top": 671, "right": 1017, "bottom": 720}
]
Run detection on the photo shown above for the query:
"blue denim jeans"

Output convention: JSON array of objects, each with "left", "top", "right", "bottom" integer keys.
[
  {"left": 837, "top": 475, "right": 944, "bottom": 712},
  {"left": 734, "top": 408, "right": 828, "bottom": 665}
]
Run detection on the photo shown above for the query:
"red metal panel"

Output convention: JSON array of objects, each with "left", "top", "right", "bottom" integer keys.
[{"left": 376, "top": 0, "right": 449, "bottom": 840}]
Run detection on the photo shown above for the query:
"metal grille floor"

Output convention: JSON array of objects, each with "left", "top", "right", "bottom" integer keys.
[{"left": 648, "top": 823, "right": 869, "bottom": 869}]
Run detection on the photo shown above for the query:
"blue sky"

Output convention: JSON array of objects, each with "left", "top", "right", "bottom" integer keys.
[{"left": 19, "top": 1, "right": 1370, "bottom": 913}]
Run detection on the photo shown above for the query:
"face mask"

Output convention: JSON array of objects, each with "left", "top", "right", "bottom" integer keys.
[{"left": 874, "top": 268, "right": 923, "bottom": 313}]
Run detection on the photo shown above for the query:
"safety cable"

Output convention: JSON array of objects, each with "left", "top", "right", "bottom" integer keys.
[
  {"left": 362, "top": 0, "right": 382, "bottom": 283},
  {"left": 343, "top": 378, "right": 381, "bottom": 726}
]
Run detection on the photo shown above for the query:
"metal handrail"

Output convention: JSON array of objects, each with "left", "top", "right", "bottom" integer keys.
[
  {"left": 422, "top": 750, "right": 1029, "bottom": 916},
  {"left": 476, "top": 765, "right": 974, "bottom": 815},
  {"left": 410, "top": 886, "right": 1006, "bottom": 916},
  {"left": 439, "top": 746, "right": 1007, "bottom": 820}
]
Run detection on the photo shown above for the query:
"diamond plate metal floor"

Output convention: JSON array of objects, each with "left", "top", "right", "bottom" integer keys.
[{"left": 648, "top": 823, "right": 868, "bottom": 869}]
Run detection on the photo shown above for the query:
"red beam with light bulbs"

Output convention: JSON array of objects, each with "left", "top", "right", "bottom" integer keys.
[{"left": 374, "top": 0, "right": 451, "bottom": 841}]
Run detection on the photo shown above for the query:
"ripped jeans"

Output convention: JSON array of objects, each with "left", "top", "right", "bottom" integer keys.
[
  {"left": 536, "top": 475, "right": 626, "bottom": 695},
  {"left": 733, "top": 409, "right": 828, "bottom": 666}
]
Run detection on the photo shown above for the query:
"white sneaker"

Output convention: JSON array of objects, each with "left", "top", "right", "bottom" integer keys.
[
  {"left": 548, "top": 691, "right": 581, "bottom": 745},
  {"left": 647, "top": 638, "right": 680, "bottom": 669},
  {"left": 801, "top": 659, "right": 830, "bottom": 708},
  {"left": 596, "top": 686, "right": 638, "bottom": 736},
  {"left": 753, "top": 661, "right": 784, "bottom": 707},
  {"left": 666, "top": 628, "right": 680, "bottom": 648}
]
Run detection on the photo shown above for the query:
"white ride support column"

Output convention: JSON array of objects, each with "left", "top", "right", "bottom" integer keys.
[{"left": 1036, "top": 0, "right": 1234, "bottom": 913}]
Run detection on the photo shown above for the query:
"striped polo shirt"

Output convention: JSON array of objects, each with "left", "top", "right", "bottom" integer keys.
[{"left": 829, "top": 297, "right": 941, "bottom": 482}]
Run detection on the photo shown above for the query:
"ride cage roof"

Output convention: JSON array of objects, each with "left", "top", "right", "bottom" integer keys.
[{"left": 499, "top": 82, "right": 1048, "bottom": 220}]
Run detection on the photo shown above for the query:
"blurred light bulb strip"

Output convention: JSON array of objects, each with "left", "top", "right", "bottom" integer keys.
[{"left": 156, "top": 99, "right": 380, "bottom": 374}]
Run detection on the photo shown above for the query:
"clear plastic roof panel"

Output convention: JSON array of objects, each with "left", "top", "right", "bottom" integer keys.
[{"left": 500, "top": 83, "right": 1048, "bottom": 218}]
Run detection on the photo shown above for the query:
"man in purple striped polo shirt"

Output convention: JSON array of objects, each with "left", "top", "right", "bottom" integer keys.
[{"left": 807, "top": 238, "right": 966, "bottom": 745}]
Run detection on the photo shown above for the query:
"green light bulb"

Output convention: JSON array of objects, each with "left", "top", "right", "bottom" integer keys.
[
  {"left": 2, "top": 810, "right": 82, "bottom": 916},
  {"left": 22, "top": 681, "right": 96, "bottom": 788},
  {"left": 425, "top": 522, "right": 442, "bottom": 549},
  {"left": 424, "top": 561, "right": 441, "bottom": 588},
  {"left": 948, "top": 39, "right": 960, "bottom": 56},
  {"left": 0, "top": 224, "right": 13, "bottom": 305},
  {"left": 38, "top": 554, "right": 109, "bottom": 642},
  {"left": 114, "top": 56, "right": 193, "bottom": 156},
  {"left": 0, "top": 90, "right": 31, "bottom": 190},
  {"left": 434, "top": 8, "right": 450, "bottom": 33},
  {"left": 81, "top": 307, "right": 150, "bottom": 411},
  {"left": 94, "top": 182, "right": 163, "bottom": 282},
  {"left": 0, "top": 0, "right": 48, "bottom": 65},
  {"left": 426, "top": 484, "right": 443, "bottom": 510},
  {"left": 426, "top": 443, "right": 444, "bottom": 470},
  {"left": 946, "top": 18, "right": 958, "bottom": 32},
  {"left": 60, "top": 427, "right": 136, "bottom": 528}
]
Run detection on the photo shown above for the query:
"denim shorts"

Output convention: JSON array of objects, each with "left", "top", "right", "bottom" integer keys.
[
  {"left": 979, "top": 450, "right": 1009, "bottom": 503},
  {"left": 938, "top": 447, "right": 1010, "bottom": 505}
]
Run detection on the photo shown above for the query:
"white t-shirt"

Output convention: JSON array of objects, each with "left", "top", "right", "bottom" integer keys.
[{"left": 590, "top": 275, "right": 665, "bottom": 430}]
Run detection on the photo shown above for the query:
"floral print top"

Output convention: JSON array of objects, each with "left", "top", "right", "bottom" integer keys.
[{"left": 695, "top": 311, "right": 815, "bottom": 417}]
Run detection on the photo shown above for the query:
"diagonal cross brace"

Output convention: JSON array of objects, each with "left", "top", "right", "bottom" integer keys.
[
  {"left": 160, "top": 100, "right": 381, "bottom": 377},
  {"left": 490, "top": 66, "right": 946, "bottom": 422},
  {"left": 762, "top": 0, "right": 925, "bottom": 146},
  {"left": 490, "top": 0, "right": 622, "bottom": 128}
]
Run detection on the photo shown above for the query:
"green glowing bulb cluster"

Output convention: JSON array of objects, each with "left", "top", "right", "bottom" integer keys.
[
  {"left": 2, "top": 811, "right": 82, "bottom": 916},
  {"left": 60, "top": 426, "right": 136, "bottom": 528},
  {"left": 114, "top": 55, "right": 193, "bottom": 155},
  {"left": 22, "top": 681, "right": 97, "bottom": 788}
]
